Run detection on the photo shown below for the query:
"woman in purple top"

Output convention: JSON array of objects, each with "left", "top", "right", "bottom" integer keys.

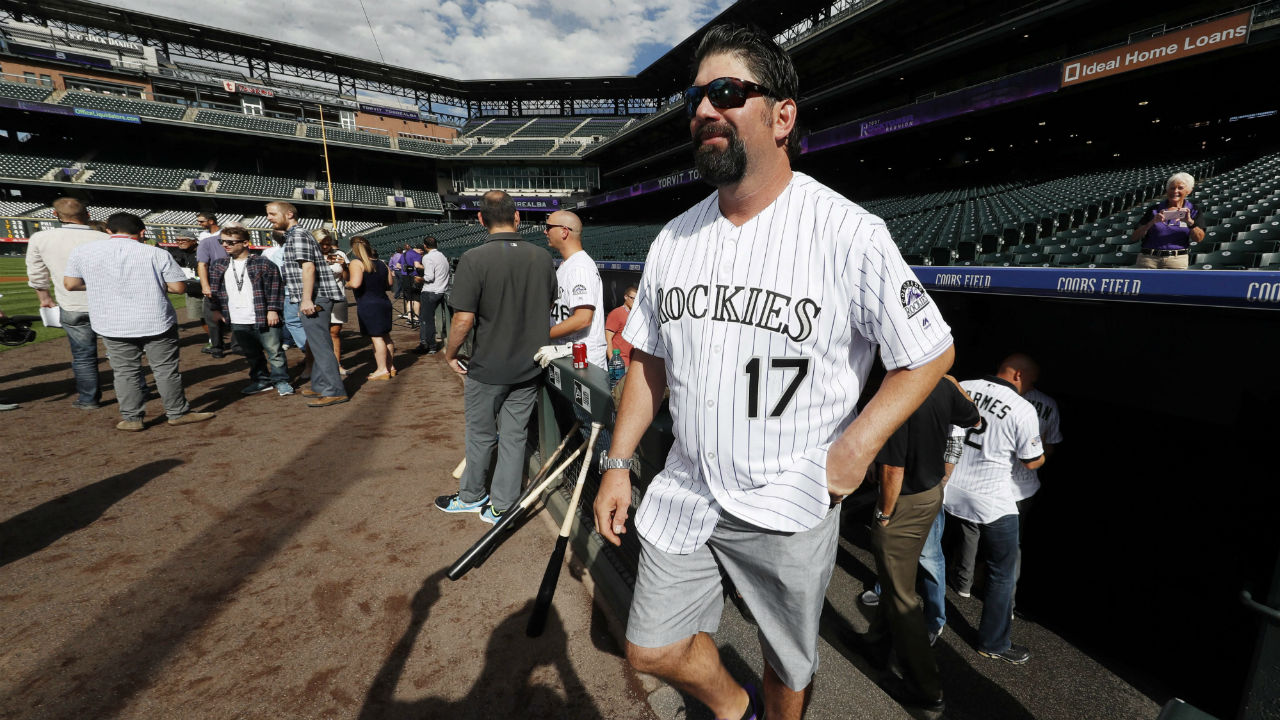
[{"left": 1131, "top": 172, "right": 1206, "bottom": 269}]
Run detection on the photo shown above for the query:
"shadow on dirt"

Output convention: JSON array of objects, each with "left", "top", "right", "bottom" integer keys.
[
  {"left": 358, "top": 569, "right": 604, "bottom": 720},
  {"left": 0, "top": 458, "right": 183, "bottom": 568}
]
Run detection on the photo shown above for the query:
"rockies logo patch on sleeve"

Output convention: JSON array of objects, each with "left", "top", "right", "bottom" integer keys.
[{"left": 899, "top": 280, "right": 930, "bottom": 318}]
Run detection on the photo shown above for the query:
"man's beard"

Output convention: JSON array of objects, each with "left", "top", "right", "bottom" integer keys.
[{"left": 693, "top": 123, "right": 747, "bottom": 187}]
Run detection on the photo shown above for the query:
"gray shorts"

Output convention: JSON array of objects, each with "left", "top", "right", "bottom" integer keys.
[
  {"left": 626, "top": 506, "right": 841, "bottom": 690},
  {"left": 330, "top": 298, "right": 349, "bottom": 325}
]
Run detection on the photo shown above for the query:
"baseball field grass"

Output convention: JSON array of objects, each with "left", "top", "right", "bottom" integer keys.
[{"left": 0, "top": 255, "right": 187, "bottom": 353}]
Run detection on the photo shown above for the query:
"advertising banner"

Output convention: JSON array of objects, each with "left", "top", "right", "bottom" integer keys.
[
  {"left": 221, "top": 80, "right": 275, "bottom": 98},
  {"left": 1061, "top": 11, "right": 1251, "bottom": 87},
  {"left": 358, "top": 103, "right": 421, "bottom": 122},
  {"left": 912, "top": 265, "right": 1280, "bottom": 310}
]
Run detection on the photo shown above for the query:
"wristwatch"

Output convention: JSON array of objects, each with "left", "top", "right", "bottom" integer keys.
[
  {"left": 874, "top": 508, "right": 892, "bottom": 522},
  {"left": 599, "top": 453, "right": 637, "bottom": 473}
]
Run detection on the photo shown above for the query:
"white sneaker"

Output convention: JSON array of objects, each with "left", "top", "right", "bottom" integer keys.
[{"left": 859, "top": 590, "right": 880, "bottom": 606}]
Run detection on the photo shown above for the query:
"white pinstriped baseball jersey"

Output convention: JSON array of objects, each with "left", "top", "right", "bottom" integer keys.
[
  {"left": 943, "top": 377, "right": 1043, "bottom": 525},
  {"left": 1011, "top": 388, "right": 1062, "bottom": 500},
  {"left": 621, "top": 172, "right": 954, "bottom": 554},
  {"left": 552, "top": 249, "right": 607, "bottom": 368}
]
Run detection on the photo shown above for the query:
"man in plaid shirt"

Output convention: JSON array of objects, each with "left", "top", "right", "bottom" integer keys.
[
  {"left": 207, "top": 226, "right": 294, "bottom": 398},
  {"left": 266, "top": 201, "right": 348, "bottom": 407}
]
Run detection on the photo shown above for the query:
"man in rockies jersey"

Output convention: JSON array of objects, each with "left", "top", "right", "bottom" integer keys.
[
  {"left": 943, "top": 359, "right": 1045, "bottom": 665},
  {"left": 592, "top": 24, "right": 954, "bottom": 720},
  {"left": 546, "top": 210, "right": 606, "bottom": 368}
]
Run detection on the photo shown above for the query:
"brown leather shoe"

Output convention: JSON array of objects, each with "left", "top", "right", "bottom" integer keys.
[
  {"left": 116, "top": 419, "right": 145, "bottom": 432},
  {"left": 306, "top": 395, "right": 350, "bottom": 408},
  {"left": 300, "top": 389, "right": 321, "bottom": 397}
]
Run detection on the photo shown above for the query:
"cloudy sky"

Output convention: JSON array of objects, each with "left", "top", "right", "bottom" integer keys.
[{"left": 106, "top": 0, "right": 736, "bottom": 79}]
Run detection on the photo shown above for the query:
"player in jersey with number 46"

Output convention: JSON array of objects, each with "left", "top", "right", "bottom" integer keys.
[{"left": 592, "top": 24, "right": 955, "bottom": 720}]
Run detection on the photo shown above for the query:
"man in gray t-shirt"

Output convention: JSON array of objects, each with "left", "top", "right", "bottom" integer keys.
[{"left": 439, "top": 190, "right": 556, "bottom": 524}]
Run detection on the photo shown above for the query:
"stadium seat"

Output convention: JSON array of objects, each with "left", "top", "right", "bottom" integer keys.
[
  {"left": 1054, "top": 252, "right": 1092, "bottom": 266},
  {"left": 1192, "top": 250, "right": 1249, "bottom": 269},
  {"left": 1091, "top": 251, "right": 1138, "bottom": 268},
  {"left": 1013, "top": 252, "right": 1049, "bottom": 266},
  {"left": 1257, "top": 252, "right": 1280, "bottom": 270},
  {"left": 1218, "top": 240, "right": 1280, "bottom": 256}
]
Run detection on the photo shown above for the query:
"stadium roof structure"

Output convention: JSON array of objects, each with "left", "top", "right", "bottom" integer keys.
[{"left": 0, "top": 0, "right": 851, "bottom": 118}]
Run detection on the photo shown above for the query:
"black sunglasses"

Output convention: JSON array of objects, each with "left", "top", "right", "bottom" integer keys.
[{"left": 685, "top": 77, "right": 774, "bottom": 119}]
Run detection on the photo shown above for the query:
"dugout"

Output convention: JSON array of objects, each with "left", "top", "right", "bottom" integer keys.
[{"left": 539, "top": 264, "right": 1280, "bottom": 719}]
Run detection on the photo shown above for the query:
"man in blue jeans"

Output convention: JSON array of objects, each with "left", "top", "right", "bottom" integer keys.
[
  {"left": 267, "top": 201, "right": 347, "bottom": 408},
  {"left": 63, "top": 213, "right": 214, "bottom": 431},
  {"left": 414, "top": 236, "right": 449, "bottom": 354},
  {"left": 943, "top": 367, "right": 1046, "bottom": 665},
  {"left": 206, "top": 226, "right": 294, "bottom": 397},
  {"left": 25, "top": 197, "right": 109, "bottom": 409}
]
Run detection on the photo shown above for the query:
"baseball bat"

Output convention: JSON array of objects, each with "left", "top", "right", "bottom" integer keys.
[
  {"left": 527, "top": 422, "right": 602, "bottom": 637},
  {"left": 452, "top": 458, "right": 466, "bottom": 479},
  {"left": 447, "top": 422, "right": 583, "bottom": 581}
]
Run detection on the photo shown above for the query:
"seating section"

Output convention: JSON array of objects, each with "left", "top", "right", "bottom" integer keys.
[
  {"left": 0, "top": 80, "right": 53, "bottom": 103},
  {"left": 0, "top": 153, "right": 76, "bottom": 179},
  {"left": 398, "top": 138, "right": 465, "bottom": 155},
  {"left": 85, "top": 163, "right": 197, "bottom": 190},
  {"left": 513, "top": 117, "right": 587, "bottom": 137},
  {"left": 335, "top": 220, "right": 383, "bottom": 236},
  {"left": 59, "top": 90, "right": 187, "bottom": 120},
  {"left": 460, "top": 118, "right": 493, "bottom": 137},
  {"left": 578, "top": 117, "right": 633, "bottom": 138},
  {"left": 196, "top": 109, "right": 298, "bottom": 136},
  {"left": 305, "top": 125, "right": 391, "bottom": 148},
  {"left": 459, "top": 143, "right": 493, "bottom": 156},
  {"left": 239, "top": 215, "right": 324, "bottom": 230},
  {"left": 27, "top": 205, "right": 151, "bottom": 220},
  {"left": 853, "top": 159, "right": 1232, "bottom": 267},
  {"left": 324, "top": 182, "right": 391, "bottom": 206},
  {"left": 214, "top": 173, "right": 303, "bottom": 198},
  {"left": 0, "top": 201, "right": 42, "bottom": 217},
  {"left": 549, "top": 142, "right": 584, "bottom": 156},
  {"left": 466, "top": 119, "right": 528, "bottom": 138},
  {"left": 401, "top": 189, "right": 443, "bottom": 211},
  {"left": 488, "top": 140, "right": 555, "bottom": 157}
]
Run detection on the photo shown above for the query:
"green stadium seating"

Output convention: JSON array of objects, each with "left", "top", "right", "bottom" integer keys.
[
  {"left": 59, "top": 90, "right": 187, "bottom": 120},
  {"left": 0, "top": 80, "right": 53, "bottom": 103},
  {"left": 196, "top": 109, "right": 298, "bottom": 136}
]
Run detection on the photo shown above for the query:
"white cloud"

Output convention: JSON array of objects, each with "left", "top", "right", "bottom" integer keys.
[{"left": 105, "top": 0, "right": 735, "bottom": 79}]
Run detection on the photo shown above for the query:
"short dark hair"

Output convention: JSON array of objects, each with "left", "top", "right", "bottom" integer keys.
[
  {"left": 694, "top": 24, "right": 801, "bottom": 158},
  {"left": 106, "top": 212, "right": 146, "bottom": 236},
  {"left": 221, "top": 226, "right": 250, "bottom": 242},
  {"left": 479, "top": 190, "right": 517, "bottom": 228},
  {"left": 197, "top": 211, "right": 217, "bottom": 223},
  {"left": 424, "top": 236, "right": 438, "bottom": 249}
]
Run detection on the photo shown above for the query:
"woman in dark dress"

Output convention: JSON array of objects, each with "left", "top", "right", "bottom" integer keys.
[{"left": 346, "top": 236, "right": 397, "bottom": 379}]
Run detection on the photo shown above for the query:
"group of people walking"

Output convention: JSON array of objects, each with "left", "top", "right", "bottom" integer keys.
[{"left": 21, "top": 197, "right": 438, "bottom": 427}]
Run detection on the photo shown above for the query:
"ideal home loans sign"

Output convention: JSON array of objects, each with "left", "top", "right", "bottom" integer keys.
[{"left": 1062, "top": 11, "right": 1250, "bottom": 87}]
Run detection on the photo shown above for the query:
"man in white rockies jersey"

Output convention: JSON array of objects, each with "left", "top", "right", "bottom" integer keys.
[
  {"left": 593, "top": 24, "right": 954, "bottom": 720},
  {"left": 943, "top": 358, "right": 1045, "bottom": 665},
  {"left": 546, "top": 210, "right": 606, "bottom": 368}
]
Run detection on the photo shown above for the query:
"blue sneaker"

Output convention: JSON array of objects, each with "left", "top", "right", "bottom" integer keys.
[
  {"left": 275, "top": 381, "right": 295, "bottom": 396},
  {"left": 435, "top": 493, "right": 489, "bottom": 513},
  {"left": 479, "top": 504, "right": 506, "bottom": 525}
]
